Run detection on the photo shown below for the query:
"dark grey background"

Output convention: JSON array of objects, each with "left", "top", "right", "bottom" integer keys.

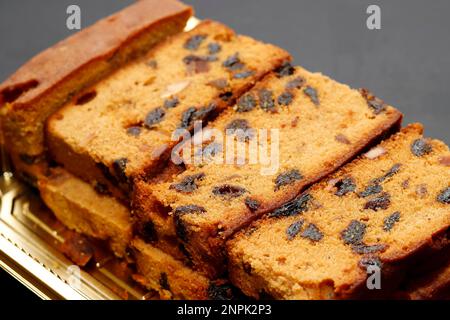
[{"left": 0, "top": 0, "right": 449, "bottom": 142}]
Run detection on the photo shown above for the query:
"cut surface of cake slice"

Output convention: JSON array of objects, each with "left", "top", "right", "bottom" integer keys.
[
  {"left": 0, "top": 0, "right": 192, "bottom": 182},
  {"left": 227, "top": 124, "right": 450, "bottom": 299},
  {"left": 132, "top": 239, "right": 234, "bottom": 300},
  {"left": 38, "top": 167, "right": 132, "bottom": 257},
  {"left": 46, "top": 20, "right": 290, "bottom": 198},
  {"left": 133, "top": 65, "right": 403, "bottom": 278}
]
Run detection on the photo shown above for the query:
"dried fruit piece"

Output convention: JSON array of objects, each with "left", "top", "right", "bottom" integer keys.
[
  {"left": 275, "top": 61, "right": 295, "bottom": 77},
  {"left": 208, "top": 42, "right": 222, "bottom": 54},
  {"left": 223, "top": 53, "right": 244, "bottom": 71},
  {"left": 212, "top": 184, "right": 247, "bottom": 198},
  {"left": 207, "top": 282, "right": 233, "bottom": 300},
  {"left": 173, "top": 205, "right": 206, "bottom": 242},
  {"left": 245, "top": 197, "right": 261, "bottom": 212},
  {"left": 126, "top": 126, "right": 141, "bottom": 137},
  {"left": 207, "top": 78, "right": 228, "bottom": 90},
  {"left": 372, "top": 164, "right": 401, "bottom": 185},
  {"left": 146, "top": 59, "right": 157, "bottom": 69},
  {"left": 219, "top": 91, "right": 233, "bottom": 102},
  {"left": 243, "top": 262, "right": 252, "bottom": 274},
  {"left": 269, "top": 193, "right": 312, "bottom": 217},
  {"left": 411, "top": 138, "right": 433, "bottom": 157},
  {"left": 285, "top": 76, "right": 305, "bottom": 90},
  {"left": 439, "top": 156, "right": 450, "bottom": 166},
  {"left": 226, "top": 119, "right": 254, "bottom": 142},
  {"left": 159, "top": 272, "right": 170, "bottom": 291},
  {"left": 184, "top": 34, "right": 207, "bottom": 50},
  {"left": 286, "top": 219, "right": 305, "bottom": 240},
  {"left": 233, "top": 70, "right": 254, "bottom": 79},
  {"left": 359, "top": 88, "right": 386, "bottom": 114},
  {"left": 334, "top": 177, "right": 356, "bottom": 197},
  {"left": 383, "top": 211, "right": 400, "bottom": 231},
  {"left": 335, "top": 134, "right": 351, "bottom": 145},
  {"left": 341, "top": 220, "right": 366, "bottom": 245},
  {"left": 145, "top": 107, "right": 166, "bottom": 128},
  {"left": 164, "top": 97, "right": 179, "bottom": 109},
  {"left": 415, "top": 184, "right": 428, "bottom": 198},
  {"left": 112, "top": 158, "right": 128, "bottom": 183},
  {"left": 304, "top": 86, "right": 319, "bottom": 105},
  {"left": 364, "top": 146, "right": 387, "bottom": 160},
  {"left": 183, "top": 55, "right": 213, "bottom": 74},
  {"left": 236, "top": 93, "right": 256, "bottom": 112},
  {"left": 179, "top": 103, "right": 217, "bottom": 128},
  {"left": 75, "top": 91, "right": 97, "bottom": 105},
  {"left": 437, "top": 187, "right": 450, "bottom": 204},
  {"left": 359, "top": 184, "right": 383, "bottom": 198},
  {"left": 274, "top": 169, "right": 303, "bottom": 190},
  {"left": 94, "top": 182, "right": 111, "bottom": 196},
  {"left": 364, "top": 192, "right": 391, "bottom": 211},
  {"left": 19, "top": 153, "right": 44, "bottom": 165},
  {"left": 277, "top": 91, "right": 294, "bottom": 106},
  {"left": 170, "top": 173, "right": 205, "bottom": 193},
  {"left": 301, "top": 223, "right": 323, "bottom": 242},
  {"left": 258, "top": 88, "right": 275, "bottom": 112},
  {"left": 352, "top": 243, "right": 386, "bottom": 255},
  {"left": 141, "top": 221, "right": 158, "bottom": 242}
]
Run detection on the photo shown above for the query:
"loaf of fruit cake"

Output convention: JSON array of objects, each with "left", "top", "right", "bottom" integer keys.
[
  {"left": 0, "top": 0, "right": 192, "bottom": 184},
  {"left": 227, "top": 124, "right": 450, "bottom": 299},
  {"left": 133, "top": 64, "right": 403, "bottom": 278},
  {"left": 45, "top": 20, "right": 290, "bottom": 200}
]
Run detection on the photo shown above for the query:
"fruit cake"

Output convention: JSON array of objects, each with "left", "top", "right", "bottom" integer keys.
[
  {"left": 38, "top": 167, "right": 132, "bottom": 258},
  {"left": 46, "top": 20, "right": 290, "bottom": 199},
  {"left": 227, "top": 124, "right": 450, "bottom": 299},
  {"left": 0, "top": 0, "right": 192, "bottom": 183},
  {"left": 132, "top": 239, "right": 234, "bottom": 300},
  {"left": 133, "top": 64, "right": 403, "bottom": 278}
]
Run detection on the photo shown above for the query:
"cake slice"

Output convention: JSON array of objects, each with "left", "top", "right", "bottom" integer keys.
[
  {"left": 133, "top": 65, "right": 403, "bottom": 278},
  {"left": 46, "top": 20, "right": 290, "bottom": 199},
  {"left": 227, "top": 124, "right": 450, "bottom": 299},
  {"left": 38, "top": 168, "right": 132, "bottom": 258},
  {"left": 0, "top": 0, "right": 192, "bottom": 183}
]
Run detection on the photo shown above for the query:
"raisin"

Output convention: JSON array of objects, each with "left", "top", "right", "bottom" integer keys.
[
  {"left": 145, "top": 107, "right": 165, "bottom": 128},
  {"left": 183, "top": 54, "right": 217, "bottom": 64},
  {"left": 335, "top": 134, "right": 351, "bottom": 145},
  {"left": 334, "top": 177, "right": 356, "bottom": 197},
  {"left": 140, "top": 221, "right": 158, "bottom": 242},
  {"left": 96, "top": 162, "right": 117, "bottom": 184},
  {"left": 352, "top": 243, "right": 386, "bottom": 255},
  {"left": 304, "top": 86, "right": 319, "bottom": 105},
  {"left": 364, "top": 192, "right": 391, "bottom": 211},
  {"left": 233, "top": 70, "right": 254, "bottom": 79},
  {"left": 226, "top": 119, "right": 254, "bottom": 141},
  {"left": 341, "top": 220, "right": 366, "bottom": 245},
  {"left": 170, "top": 173, "right": 205, "bottom": 193},
  {"left": 223, "top": 53, "right": 244, "bottom": 71},
  {"left": 415, "top": 184, "right": 428, "bottom": 198},
  {"left": 274, "top": 169, "right": 303, "bottom": 191},
  {"left": 236, "top": 93, "right": 256, "bottom": 112},
  {"left": 269, "top": 193, "right": 312, "bottom": 217},
  {"left": 373, "top": 163, "right": 401, "bottom": 184},
  {"left": 219, "top": 91, "right": 233, "bottom": 102},
  {"left": 277, "top": 91, "right": 294, "bottom": 106},
  {"left": 359, "top": 256, "right": 382, "bottom": 270},
  {"left": 126, "top": 126, "right": 141, "bottom": 137},
  {"left": 359, "top": 88, "right": 386, "bottom": 114},
  {"left": 19, "top": 153, "right": 43, "bottom": 165},
  {"left": 411, "top": 138, "right": 433, "bottom": 157},
  {"left": 258, "top": 88, "right": 275, "bottom": 112},
  {"left": 301, "top": 223, "right": 324, "bottom": 242},
  {"left": 179, "top": 103, "right": 217, "bottom": 128},
  {"left": 286, "top": 219, "right": 304, "bottom": 240},
  {"left": 159, "top": 272, "right": 170, "bottom": 291},
  {"left": 437, "top": 187, "right": 450, "bottom": 204},
  {"left": 75, "top": 91, "right": 97, "bottom": 105},
  {"left": 208, "top": 42, "right": 222, "bottom": 54},
  {"left": 146, "top": 59, "right": 157, "bottom": 69},
  {"left": 383, "top": 211, "right": 400, "bottom": 231},
  {"left": 359, "top": 184, "right": 383, "bottom": 198},
  {"left": 208, "top": 282, "right": 233, "bottom": 300},
  {"left": 212, "top": 184, "right": 247, "bottom": 198},
  {"left": 183, "top": 55, "right": 211, "bottom": 74},
  {"left": 184, "top": 34, "right": 207, "bottom": 50},
  {"left": 200, "top": 142, "right": 222, "bottom": 159},
  {"left": 94, "top": 182, "right": 111, "bottom": 196},
  {"left": 208, "top": 78, "right": 228, "bottom": 90},
  {"left": 112, "top": 158, "right": 128, "bottom": 183},
  {"left": 173, "top": 205, "right": 206, "bottom": 242},
  {"left": 245, "top": 197, "right": 261, "bottom": 212},
  {"left": 275, "top": 61, "right": 295, "bottom": 77},
  {"left": 286, "top": 76, "right": 305, "bottom": 90},
  {"left": 243, "top": 262, "right": 252, "bottom": 275},
  {"left": 178, "top": 244, "right": 193, "bottom": 267},
  {"left": 164, "top": 97, "right": 179, "bottom": 109}
]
